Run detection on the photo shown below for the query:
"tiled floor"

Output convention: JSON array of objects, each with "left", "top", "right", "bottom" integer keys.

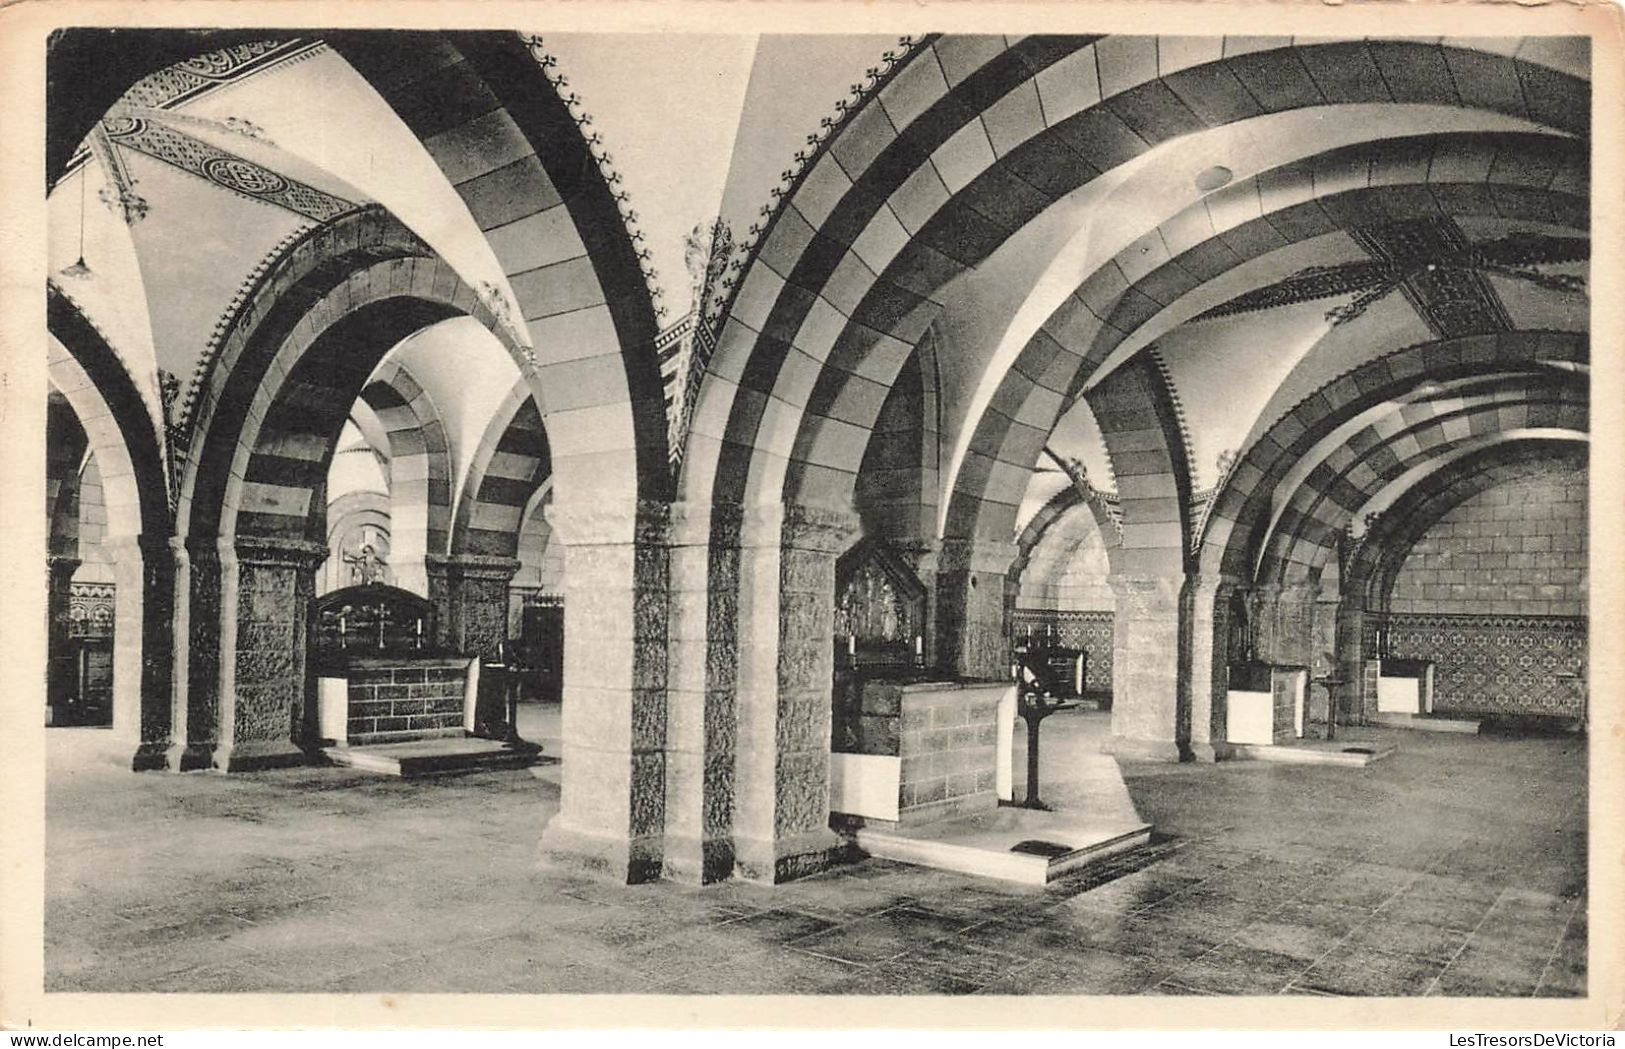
[{"left": 44, "top": 708, "right": 1586, "bottom": 996}]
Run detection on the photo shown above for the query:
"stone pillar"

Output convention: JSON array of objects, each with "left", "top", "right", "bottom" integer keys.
[
  {"left": 1185, "top": 575, "right": 1238, "bottom": 762},
  {"left": 936, "top": 537, "right": 1017, "bottom": 680},
  {"left": 103, "top": 535, "right": 176, "bottom": 768},
  {"left": 1335, "top": 603, "right": 1370, "bottom": 725},
  {"left": 424, "top": 553, "right": 521, "bottom": 659},
  {"left": 1254, "top": 583, "right": 1319, "bottom": 666},
  {"left": 175, "top": 537, "right": 220, "bottom": 771},
  {"left": 426, "top": 552, "right": 521, "bottom": 736},
  {"left": 661, "top": 502, "right": 737, "bottom": 884},
  {"left": 1106, "top": 573, "right": 1185, "bottom": 762},
  {"left": 538, "top": 501, "right": 670, "bottom": 884},
  {"left": 45, "top": 555, "right": 81, "bottom": 726},
  {"left": 211, "top": 535, "right": 326, "bottom": 771},
  {"left": 733, "top": 503, "right": 858, "bottom": 884}
]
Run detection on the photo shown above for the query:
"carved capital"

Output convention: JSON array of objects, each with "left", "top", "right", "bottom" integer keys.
[
  {"left": 937, "top": 537, "right": 1017, "bottom": 574},
  {"left": 233, "top": 535, "right": 328, "bottom": 569}
]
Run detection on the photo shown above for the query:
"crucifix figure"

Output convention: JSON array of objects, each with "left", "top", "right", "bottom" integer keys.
[{"left": 344, "top": 542, "right": 387, "bottom": 587}]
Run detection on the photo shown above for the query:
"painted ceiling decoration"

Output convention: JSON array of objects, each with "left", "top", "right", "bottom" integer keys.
[
  {"left": 100, "top": 113, "right": 356, "bottom": 223},
  {"left": 1196, "top": 217, "right": 1588, "bottom": 338},
  {"left": 62, "top": 39, "right": 323, "bottom": 178}
]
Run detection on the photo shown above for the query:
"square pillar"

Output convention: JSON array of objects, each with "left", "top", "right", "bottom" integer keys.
[
  {"left": 733, "top": 503, "right": 859, "bottom": 884},
  {"left": 661, "top": 502, "right": 738, "bottom": 884},
  {"left": 45, "top": 556, "right": 81, "bottom": 727},
  {"left": 104, "top": 534, "right": 175, "bottom": 769},
  {"left": 425, "top": 552, "right": 521, "bottom": 737},
  {"left": 1106, "top": 573, "right": 1185, "bottom": 762},
  {"left": 213, "top": 535, "right": 327, "bottom": 772},
  {"left": 538, "top": 501, "right": 670, "bottom": 884},
  {"left": 935, "top": 537, "right": 1017, "bottom": 680},
  {"left": 1185, "top": 575, "right": 1238, "bottom": 762}
]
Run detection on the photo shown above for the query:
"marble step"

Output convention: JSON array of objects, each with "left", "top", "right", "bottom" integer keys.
[
  {"left": 1229, "top": 737, "right": 1397, "bottom": 767},
  {"left": 1368, "top": 712, "right": 1484, "bottom": 734},
  {"left": 845, "top": 805, "right": 1154, "bottom": 886},
  {"left": 323, "top": 736, "right": 544, "bottom": 778}
]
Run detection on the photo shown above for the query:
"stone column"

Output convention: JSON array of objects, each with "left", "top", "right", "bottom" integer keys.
[
  {"left": 733, "top": 502, "right": 859, "bottom": 884},
  {"left": 1106, "top": 573, "right": 1185, "bottom": 761},
  {"left": 538, "top": 501, "right": 670, "bottom": 884},
  {"left": 212, "top": 535, "right": 326, "bottom": 771},
  {"left": 425, "top": 552, "right": 521, "bottom": 736},
  {"left": 1185, "top": 575, "right": 1238, "bottom": 762},
  {"left": 424, "top": 553, "right": 521, "bottom": 659},
  {"left": 1335, "top": 603, "right": 1371, "bottom": 725},
  {"left": 661, "top": 502, "right": 737, "bottom": 884},
  {"left": 104, "top": 534, "right": 176, "bottom": 768},
  {"left": 175, "top": 537, "right": 220, "bottom": 771},
  {"left": 936, "top": 537, "right": 1017, "bottom": 680},
  {"left": 45, "top": 555, "right": 81, "bottom": 727},
  {"left": 1254, "top": 583, "right": 1319, "bottom": 666}
]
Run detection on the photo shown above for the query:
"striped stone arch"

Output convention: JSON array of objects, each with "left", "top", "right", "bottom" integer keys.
[
  {"left": 1010, "top": 483, "right": 1122, "bottom": 586},
  {"left": 942, "top": 129, "right": 1587, "bottom": 553},
  {"left": 682, "top": 34, "right": 1588, "bottom": 515},
  {"left": 852, "top": 334, "right": 942, "bottom": 542},
  {"left": 1197, "top": 330, "right": 1588, "bottom": 582},
  {"left": 46, "top": 393, "right": 90, "bottom": 559},
  {"left": 1347, "top": 438, "right": 1588, "bottom": 613},
  {"left": 1256, "top": 374, "right": 1588, "bottom": 585},
  {"left": 452, "top": 382, "right": 552, "bottom": 560},
  {"left": 178, "top": 209, "right": 519, "bottom": 545},
  {"left": 49, "top": 29, "right": 668, "bottom": 511},
  {"left": 46, "top": 284, "right": 171, "bottom": 542},
  {"left": 358, "top": 362, "right": 453, "bottom": 592},
  {"left": 1009, "top": 484, "right": 1123, "bottom": 601},
  {"left": 47, "top": 284, "right": 176, "bottom": 761}
]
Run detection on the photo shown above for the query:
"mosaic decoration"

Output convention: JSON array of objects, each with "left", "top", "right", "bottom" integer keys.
[
  {"left": 1009, "top": 609, "right": 1115, "bottom": 695},
  {"left": 68, "top": 582, "right": 116, "bottom": 639},
  {"left": 1197, "top": 218, "right": 1587, "bottom": 339},
  {"left": 101, "top": 115, "right": 353, "bottom": 223},
  {"left": 117, "top": 39, "right": 324, "bottom": 112},
  {"left": 1384, "top": 611, "right": 1586, "bottom": 718}
]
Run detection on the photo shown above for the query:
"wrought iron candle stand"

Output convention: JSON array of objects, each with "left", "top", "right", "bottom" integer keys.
[{"left": 1015, "top": 687, "right": 1075, "bottom": 811}]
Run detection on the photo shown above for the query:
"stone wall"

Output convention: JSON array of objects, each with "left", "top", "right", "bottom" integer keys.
[
  {"left": 1382, "top": 466, "right": 1587, "bottom": 719},
  {"left": 345, "top": 660, "right": 467, "bottom": 744},
  {"left": 1389, "top": 468, "right": 1586, "bottom": 617}
]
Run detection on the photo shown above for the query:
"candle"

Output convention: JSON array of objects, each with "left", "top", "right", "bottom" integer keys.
[
  {"left": 847, "top": 635, "right": 856, "bottom": 657},
  {"left": 914, "top": 635, "right": 923, "bottom": 657}
]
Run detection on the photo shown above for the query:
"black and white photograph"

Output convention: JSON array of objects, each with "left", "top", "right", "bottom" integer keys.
[{"left": 2, "top": 1, "right": 1618, "bottom": 1030}]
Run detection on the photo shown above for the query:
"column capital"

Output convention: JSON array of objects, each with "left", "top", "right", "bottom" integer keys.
[
  {"left": 738, "top": 501, "right": 860, "bottom": 553},
  {"left": 47, "top": 555, "right": 82, "bottom": 577},
  {"left": 1186, "top": 572, "right": 1244, "bottom": 598},
  {"left": 544, "top": 499, "right": 672, "bottom": 547},
  {"left": 102, "top": 533, "right": 174, "bottom": 560},
  {"left": 424, "top": 552, "right": 522, "bottom": 581},
  {"left": 1108, "top": 572, "right": 1186, "bottom": 601},
  {"left": 233, "top": 534, "right": 328, "bottom": 569},
  {"left": 937, "top": 536, "right": 1017, "bottom": 574}
]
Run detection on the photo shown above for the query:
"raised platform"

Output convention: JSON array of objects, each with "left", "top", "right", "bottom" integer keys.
[
  {"left": 1369, "top": 712, "right": 1483, "bottom": 734},
  {"left": 840, "top": 805, "right": 1152, "bottom": 885},
  {"left": 1229, "top": 736, "right": 1397, "bottom": 767},
  {"left": 322, "top": 736, "right": 544, "bottom": 778}
]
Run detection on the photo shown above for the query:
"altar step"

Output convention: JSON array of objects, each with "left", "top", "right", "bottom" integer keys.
[
  {"left": 1229, "top": 736, "right": 1397, "bottom": 767},
  {"left": 843, "top": 806, "right": 1153, "bottom": 886},
  {"left": 323, "top": 736, "right": 544, "bottom": 778},
  {"left": 1368, "top": 712, "right": 1483, "bottom": 734}
]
